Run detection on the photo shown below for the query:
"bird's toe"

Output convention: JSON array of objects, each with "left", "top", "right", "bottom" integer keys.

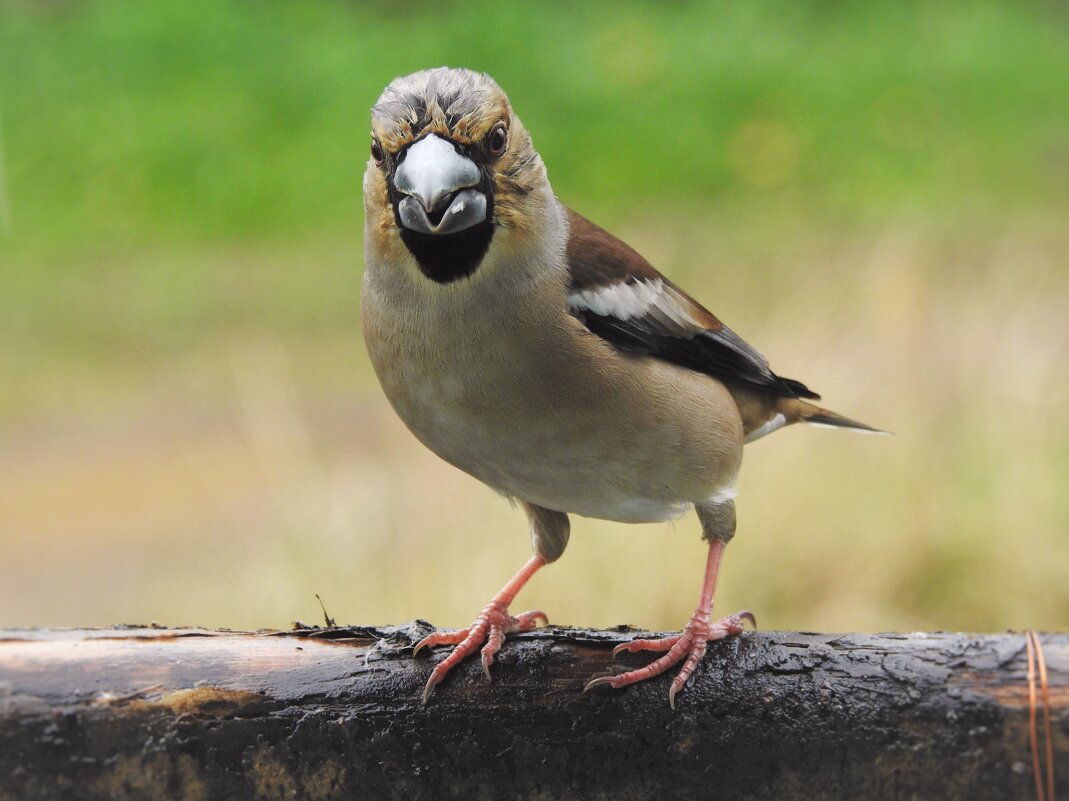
[{"left": 587, "top": 610, "right": 753, "bottom": 707}]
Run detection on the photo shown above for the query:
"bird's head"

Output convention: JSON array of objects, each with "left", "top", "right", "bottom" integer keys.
[{"left": 364, "top": 67, "right": 553, "bottom": 284}]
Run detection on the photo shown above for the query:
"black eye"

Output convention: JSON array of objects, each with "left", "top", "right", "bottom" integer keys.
[
  {"left": 371, "top": 138, "right": 384, "bottom": 166},
  {"left": 487, "top": 124, "right": 507, "bottom": 157}
]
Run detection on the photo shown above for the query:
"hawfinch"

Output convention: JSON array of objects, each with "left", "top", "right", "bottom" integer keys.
[{"left": 362, "top": 67, "right": 881, "bottom": 707}]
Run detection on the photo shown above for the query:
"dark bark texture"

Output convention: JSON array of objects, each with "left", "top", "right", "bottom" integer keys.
[{"left": 1, "top": 624, "right": 1066, "bottom": 800}]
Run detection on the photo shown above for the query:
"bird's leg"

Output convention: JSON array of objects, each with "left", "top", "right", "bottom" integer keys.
[
  {"left": 415, "top": 503, "right": 567, "bottom": 704},
  {"left": 585, "top": 501, "right": 754, "bottom": 708},
  {"left": 414, "top": 554, "right": 547, "bottom": 704}
]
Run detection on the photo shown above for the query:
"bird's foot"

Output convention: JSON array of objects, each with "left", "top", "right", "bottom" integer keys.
[
  {"left": 414, "top": 605, "right": 548, "bottom": 704},
  {"left": 584, "top": 610, "right": 755, "bottom": 709}
]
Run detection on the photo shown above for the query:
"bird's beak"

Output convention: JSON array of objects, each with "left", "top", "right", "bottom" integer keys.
[{"left": 393, "top": 135, "right": 488, "bottom": 236}]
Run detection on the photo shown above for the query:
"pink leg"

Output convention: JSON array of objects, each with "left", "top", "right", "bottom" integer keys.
[
  {"left": 414, "top": 554, "right": 548, "bottom": 704},
  {"left": 584, "top": 539, "right": 754, "bottom": 709}
]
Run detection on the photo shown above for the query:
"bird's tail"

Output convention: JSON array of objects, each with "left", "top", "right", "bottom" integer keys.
[{"left": 795, "top": 402, "right": 889, "bottom": 435}]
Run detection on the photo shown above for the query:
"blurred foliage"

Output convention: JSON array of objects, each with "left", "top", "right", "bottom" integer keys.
[
  {"left": 1, "top": 1, "right": 1067, "bottom": 634},
  {"left": 2, "top": 0, "right": 1068, "bottom": 251}
]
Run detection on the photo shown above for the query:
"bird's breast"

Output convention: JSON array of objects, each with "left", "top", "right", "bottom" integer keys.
[{"left": 361, "top": 268, "right": 743, "bottom": 523}]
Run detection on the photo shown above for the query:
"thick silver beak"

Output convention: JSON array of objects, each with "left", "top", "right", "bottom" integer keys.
[{"left": 394, "top": 135, "right": 488, "bottom": 236}]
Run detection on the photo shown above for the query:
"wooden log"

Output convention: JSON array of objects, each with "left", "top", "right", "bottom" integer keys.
[{"left": 0, "top": 624, "right": 1066, "bottom": 800}]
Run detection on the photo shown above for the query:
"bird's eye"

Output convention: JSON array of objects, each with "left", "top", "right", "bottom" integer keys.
[
  {"left": 487, "top": 124, "right": 508, "bottom": 157},
  {"left": 371, "top": 138, "right": 384, "bottom": 166}
]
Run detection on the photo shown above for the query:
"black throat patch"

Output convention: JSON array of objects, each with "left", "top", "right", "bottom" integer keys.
[{"left": 398, "top": 217, "right": 495, "bottom": 284}]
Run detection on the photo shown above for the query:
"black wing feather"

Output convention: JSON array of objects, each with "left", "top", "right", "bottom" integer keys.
[
  {"left": 565, "top": 209, "right": 819, "bottom": 401},
  {"left": 574, "top": 309, "right": 819, "bottom": 400}
]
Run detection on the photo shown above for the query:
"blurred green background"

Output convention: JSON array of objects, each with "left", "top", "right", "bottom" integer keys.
[{"left": 2, "top": 0, "right": 1067, "bottom": 634}]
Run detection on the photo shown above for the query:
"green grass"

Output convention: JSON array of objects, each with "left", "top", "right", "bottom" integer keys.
[{"left": 1, "top": 0, "right": 1067, "bottom": 255}]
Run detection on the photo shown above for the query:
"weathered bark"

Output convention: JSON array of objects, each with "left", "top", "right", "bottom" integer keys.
[{"left": 0, "top": 624, "right": 1066, "bottom": 800}]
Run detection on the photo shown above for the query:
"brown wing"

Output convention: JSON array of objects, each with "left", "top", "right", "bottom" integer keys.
[{"left": 565, "top": 209, "right": 819, "bottom": 400}]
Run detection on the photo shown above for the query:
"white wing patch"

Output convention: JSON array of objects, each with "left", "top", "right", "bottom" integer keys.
[
  {"left": 569, "top": 279, "right": 709, "bottom": 338},
  {"left": 569, "top": 278, "right": 666, "bottom": 321},
  {"left": 745, "top": 412, "right": 787, "bottom": 443}
]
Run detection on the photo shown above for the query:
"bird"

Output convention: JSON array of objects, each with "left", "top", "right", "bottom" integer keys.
[{"left": 361, "top": 67, "right": 882, "bottom": 708}]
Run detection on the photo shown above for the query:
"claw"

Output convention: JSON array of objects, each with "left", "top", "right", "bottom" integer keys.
[
  {"left": 668, "top": 683, "right": 680, "bottom": 711},
  {"left": 480, "top": 642, "right": 496, "bottom": 681},
  {"left": 421, "top": 670, "right": 442, "bottom": 705},
  {"left": 516, "top": 610, "right": 549, "bottom": 629},
  {"left": 582, "top": 674, "right": 619, "bottom": 694}
]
